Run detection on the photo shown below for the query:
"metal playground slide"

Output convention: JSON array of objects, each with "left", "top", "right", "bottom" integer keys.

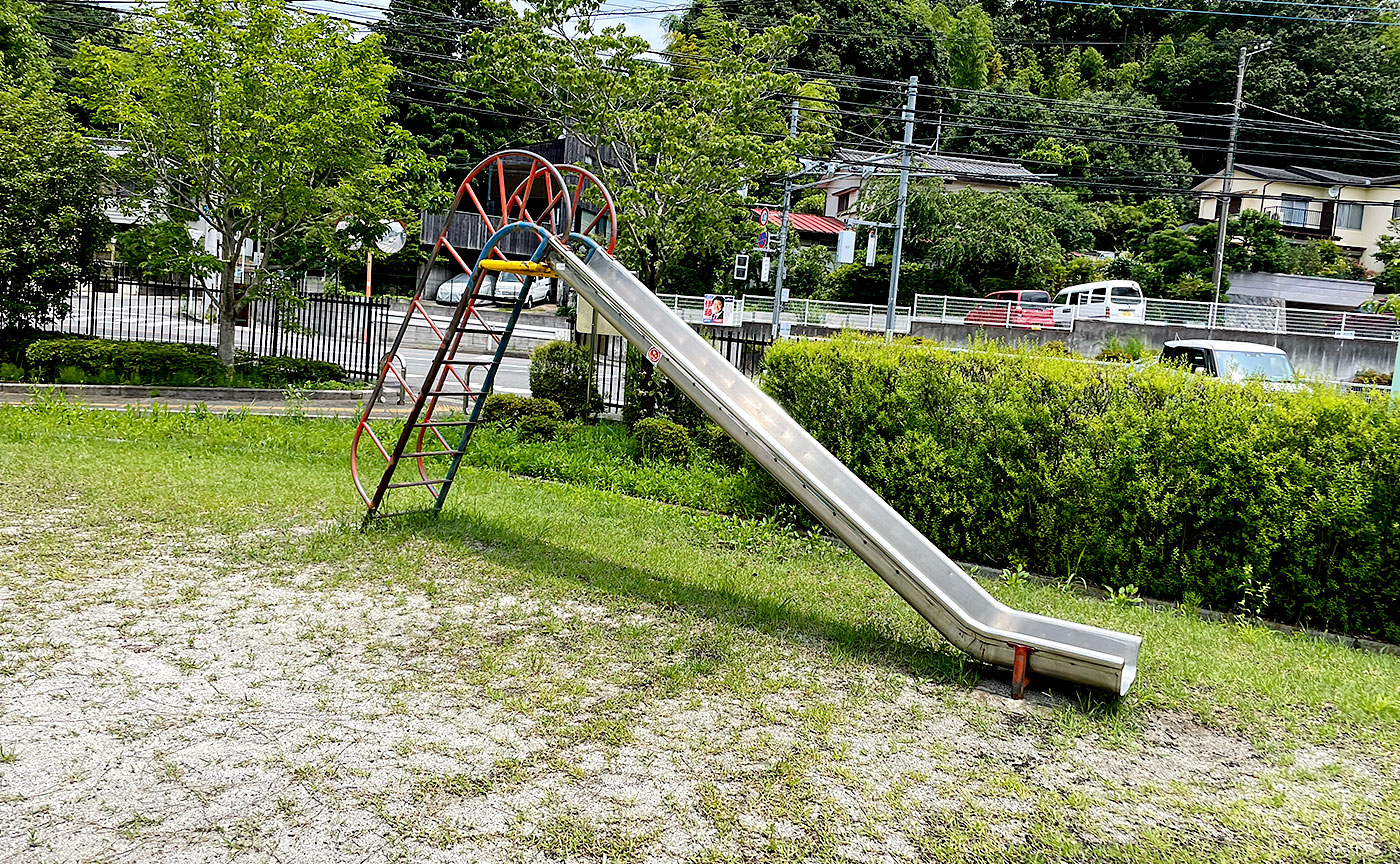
[{"left": 351, "top": 151, "right": 1142, "bottom": 697}]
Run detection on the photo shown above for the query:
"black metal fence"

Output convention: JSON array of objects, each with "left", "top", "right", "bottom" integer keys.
[
  {"left": 39, "top": 264, "right": 391, "bottom": 379},
  {"left": 584, "top": 325, "right": 773, "bottom": 411}
]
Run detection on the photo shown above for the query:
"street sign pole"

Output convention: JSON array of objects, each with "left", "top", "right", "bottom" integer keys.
[{"left": 771, "top": 100, "right": 800, "bottom": 342}]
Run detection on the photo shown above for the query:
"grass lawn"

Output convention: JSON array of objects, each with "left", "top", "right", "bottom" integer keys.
[{"left": 0, "top": 398, "right": 1397, "bottom": 863}]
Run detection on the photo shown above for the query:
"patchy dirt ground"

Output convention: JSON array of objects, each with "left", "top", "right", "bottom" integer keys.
[{"left": 1, "top": 512, "right": 1396, "bottom": 864}]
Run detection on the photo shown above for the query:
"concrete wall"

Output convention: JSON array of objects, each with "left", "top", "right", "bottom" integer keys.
[
  {"left": 900, "top": 319, "right": 1397, "bottom": 382},
  {"left": 1227, "top": 271, "right": 1373, "bottom": 310}
]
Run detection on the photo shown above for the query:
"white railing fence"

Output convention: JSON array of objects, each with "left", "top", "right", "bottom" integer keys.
[{"left": 655, "top": 291, "right": 1399, "bottom": 343}]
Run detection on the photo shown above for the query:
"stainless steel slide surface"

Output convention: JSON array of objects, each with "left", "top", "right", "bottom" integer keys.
[{"left": 549, "top": 238, "right": 1141, "bottom": 695}]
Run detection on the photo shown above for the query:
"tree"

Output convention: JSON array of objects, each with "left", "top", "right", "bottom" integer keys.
[
  {"left": 74, "top": 0, "right": 439, "bottom": 368},
  {"left": 0, "top": 0, "right": 109, "bottom": 329},
  {"left": 31, "top": 0, "right": 119, "bottom": 117},
  {"left": 950, "top": 54, "right": 1195, "bottom": 187},
  {"left": 1368, "top": 226, "right": 1400, "bottom": 293},
  {"left": 460, "top": 0, "right": 835, "bottom": 291},
  {"left": 372, "top": 0, "right": 534, "bottom": 176},
  {"left": 856, "top": 180, "right": 1092, "bottom": 295}
]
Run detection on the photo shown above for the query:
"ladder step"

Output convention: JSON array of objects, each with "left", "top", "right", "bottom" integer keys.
[
  {"left": 400, "top": 450, "right": 461, "bottom": 459},
  {"left": 413, "top": 419, "right": 477, "bottom": 428},
  {"left": 386, "top": 478, "right": 448, "bottom": 489},
  {"left": 426, "top": 389, "right": 485, "bottom": 398}
]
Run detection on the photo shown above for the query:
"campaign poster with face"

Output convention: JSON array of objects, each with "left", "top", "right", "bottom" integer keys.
[{"left": 703, "top": 294, "right": 736, "bottom": 326}]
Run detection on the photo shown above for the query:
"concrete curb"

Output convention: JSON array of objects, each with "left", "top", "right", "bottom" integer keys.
[{"left": 0, "top": 382, "right": 372, "bottom": 402}]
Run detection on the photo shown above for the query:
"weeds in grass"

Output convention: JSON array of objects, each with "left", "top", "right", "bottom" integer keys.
[{"left": 1108, "top": 584, "right": 1142, "bottom": 609}]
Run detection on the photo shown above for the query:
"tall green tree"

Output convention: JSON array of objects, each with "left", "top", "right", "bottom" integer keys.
[
  {"left": 74, "top": 0, "right": 440, "bottom": 368},
  {"left": 372, "top": 0, "right": 535, "bottom": 176},
  {"left": 461, "top": 0, "right": 835, "bottom": 291},
  {"left": 0, "top": 0, "right": 109, "bottom": 329},
  {"left": 950, "top": 51, "right": 1196, "bottom": 187},
  {"left": 31, "top": 0, "right": 119, "bottom": 108},
  {"left": 669, "top": 0, "right": 985, "bottom": 139},
  {"left": 857, "top": 180, "right": 1093, "bottom": 294}
]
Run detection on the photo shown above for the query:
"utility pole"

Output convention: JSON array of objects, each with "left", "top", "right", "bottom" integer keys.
[
  {"left": 1211, "top": 40, "right": 1272, "bottom": 308},
  {"left": 771, "top": 100, "right": 800, "bottom": 341},
  {"left": 885, "top": 75, "right": 918, "bottom": 339}
]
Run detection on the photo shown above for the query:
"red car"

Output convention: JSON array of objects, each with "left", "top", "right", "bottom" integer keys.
[{"left": 963, "top": 290, "right": 1058, "bottom": 330}]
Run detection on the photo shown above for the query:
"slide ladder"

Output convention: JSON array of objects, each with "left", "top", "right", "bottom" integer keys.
[
  {"left": 352, "top": 151, "right": 1141, "bottom": 696},
  {"left": 352, "top": 152, "right": 617, "bottom": 520}
]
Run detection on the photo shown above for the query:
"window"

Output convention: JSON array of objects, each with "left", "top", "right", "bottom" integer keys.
[
  {"left": 1279, "top": 196, "right": 1309, "bottom": 227},
  {"left": 835, "top": 190, "right": 856, "bottom": 213},
  {"left": 1391, "top": 200, "right": 1400, "bottom": 223},
  {"left": 1336, "top": 202, "right": 1364, "bottom": 231},
  {"left": 1111, "top": 284, "right": 1143, "bottom": 305}
]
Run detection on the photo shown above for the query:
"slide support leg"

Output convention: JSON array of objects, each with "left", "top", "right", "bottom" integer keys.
[{"left": 1010, "top": 644, "right": 1032, "bottom": 699}]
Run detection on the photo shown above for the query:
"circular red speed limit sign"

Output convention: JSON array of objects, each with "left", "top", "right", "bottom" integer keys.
[{"left": 646, "top": 346, "right": 662, "bottom": 364}]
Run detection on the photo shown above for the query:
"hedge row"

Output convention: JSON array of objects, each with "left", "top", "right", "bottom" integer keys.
[
  {"left": 21, "top": 338, "right": 346, "bottom": 387},
  {"left": 762, "top": 335, "right": 1400, "bottom": 642}
]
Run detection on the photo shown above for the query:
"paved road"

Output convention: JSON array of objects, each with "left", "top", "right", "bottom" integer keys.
[{"left": 390, "top": 348, "right": 532, "bottom": 395}]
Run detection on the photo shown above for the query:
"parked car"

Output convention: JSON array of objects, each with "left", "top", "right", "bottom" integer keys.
[
  {"left": 1161, "top": 339, "right": 1299, "bottom": 390},
  {"left": 433, "top": 271, "right": 552, "bottom": 308},
  {"left": 963, "top": 289, "right": 1060, "bottom": 330},
  {"left": 1053, "top": 280, "right": 1146, "bottom": 324}
]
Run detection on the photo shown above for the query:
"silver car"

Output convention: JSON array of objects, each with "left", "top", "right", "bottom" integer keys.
[{"left": 433, "top": 271, "right": 551, "bottom": 308}]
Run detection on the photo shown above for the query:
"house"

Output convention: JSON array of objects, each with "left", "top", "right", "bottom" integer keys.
[
  {"left": 810, "top": 148, "right": 1050, "bottom": 218},
  {"left": 750, "top": 207, "right": 846, "bottom": 249},
  {"left": 92, "top": 137, "right": 253, "bottom": 290},
  {"left": 1192, "top": 164, "right": 1400, "bottom": 271}
]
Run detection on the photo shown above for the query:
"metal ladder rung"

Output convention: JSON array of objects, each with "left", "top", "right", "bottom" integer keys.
[
  {"left": 426, "top": 388, "right": 485, "bottom": 398},
  {"left": 386, "top": 478, "right": 448, "bottom": 489},
  {"left": 400, "top": 450, "right": 461, "bottom": 459},
  {"left": 414, "top": 420, "right": 476, "bottom": 428}
]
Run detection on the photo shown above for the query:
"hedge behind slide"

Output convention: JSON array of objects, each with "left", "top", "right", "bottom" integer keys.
[{"left": 762, "top": 336, "right": 1400, "bottom": 642}]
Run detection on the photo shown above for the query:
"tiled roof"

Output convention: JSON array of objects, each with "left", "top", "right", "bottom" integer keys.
[
  {"left": 751, "top": 208, "right": 846, "bottom": 235},
  {"left": 828, "top": 148, "right": 1045, "bottom": 183},
  {"left": 1228, "top": 163, "right": 1400, "bottom": 188}
]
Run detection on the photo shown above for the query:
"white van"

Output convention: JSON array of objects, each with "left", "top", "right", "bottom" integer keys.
[
  {"left": 1053, "top": 280, "right": 1145, "bottom": 324},
  {"left": 1161, "top": 339, "right": 1300, "bottom": 391},
  {"left": 433, "top": 271, "right": 552, "bottom": 308}
]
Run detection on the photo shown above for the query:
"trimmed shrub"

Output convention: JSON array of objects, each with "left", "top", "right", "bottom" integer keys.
[
  {"left": 634, "top": 416, "right": 692, "bottom": 465},
  {"left": 517, "top": 413, "right": 559, "bottom": 442},
  {"left": 21, "top": 339, "right": 346, "bottom": 387},
  {"left": 530, "top": 340, "right": 602, "bottom": 420},
  {"left": 762, "top": 334, "right": 1400, "bottom": 642},
  {"left": 1354, "top": 369, "right": 1392, "bottom": 387},
  {"left": 251, "top": 356, "right": 345, "bottom": 386},
  {"left": 694, "top": 422, "right": 747, "bottom": 467},
  {"left": 481, "top": 392, "right": 526, "bottom": 425},
  {"left": 26, "top": 339, "right": 226, "bottom": 385},
  {"left": 481, "top": 394, "right": 563, "bottom": 427},
  {"left": 518, "top": 396, "right": 563, "bottom": 421}
]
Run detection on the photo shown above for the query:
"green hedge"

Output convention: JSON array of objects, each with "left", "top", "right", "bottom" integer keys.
[
  {"left": 762, "top": 335, "right": 1400, "bottom": 642},
  {"left": 26, "top": 339, "right": 226, "bottom": 385},
  {"left": 21, "top": 338, "right": 346, "bottom": 386},
  {"left": 634, "top": 416, "right": 692, "bottom": 465}
]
